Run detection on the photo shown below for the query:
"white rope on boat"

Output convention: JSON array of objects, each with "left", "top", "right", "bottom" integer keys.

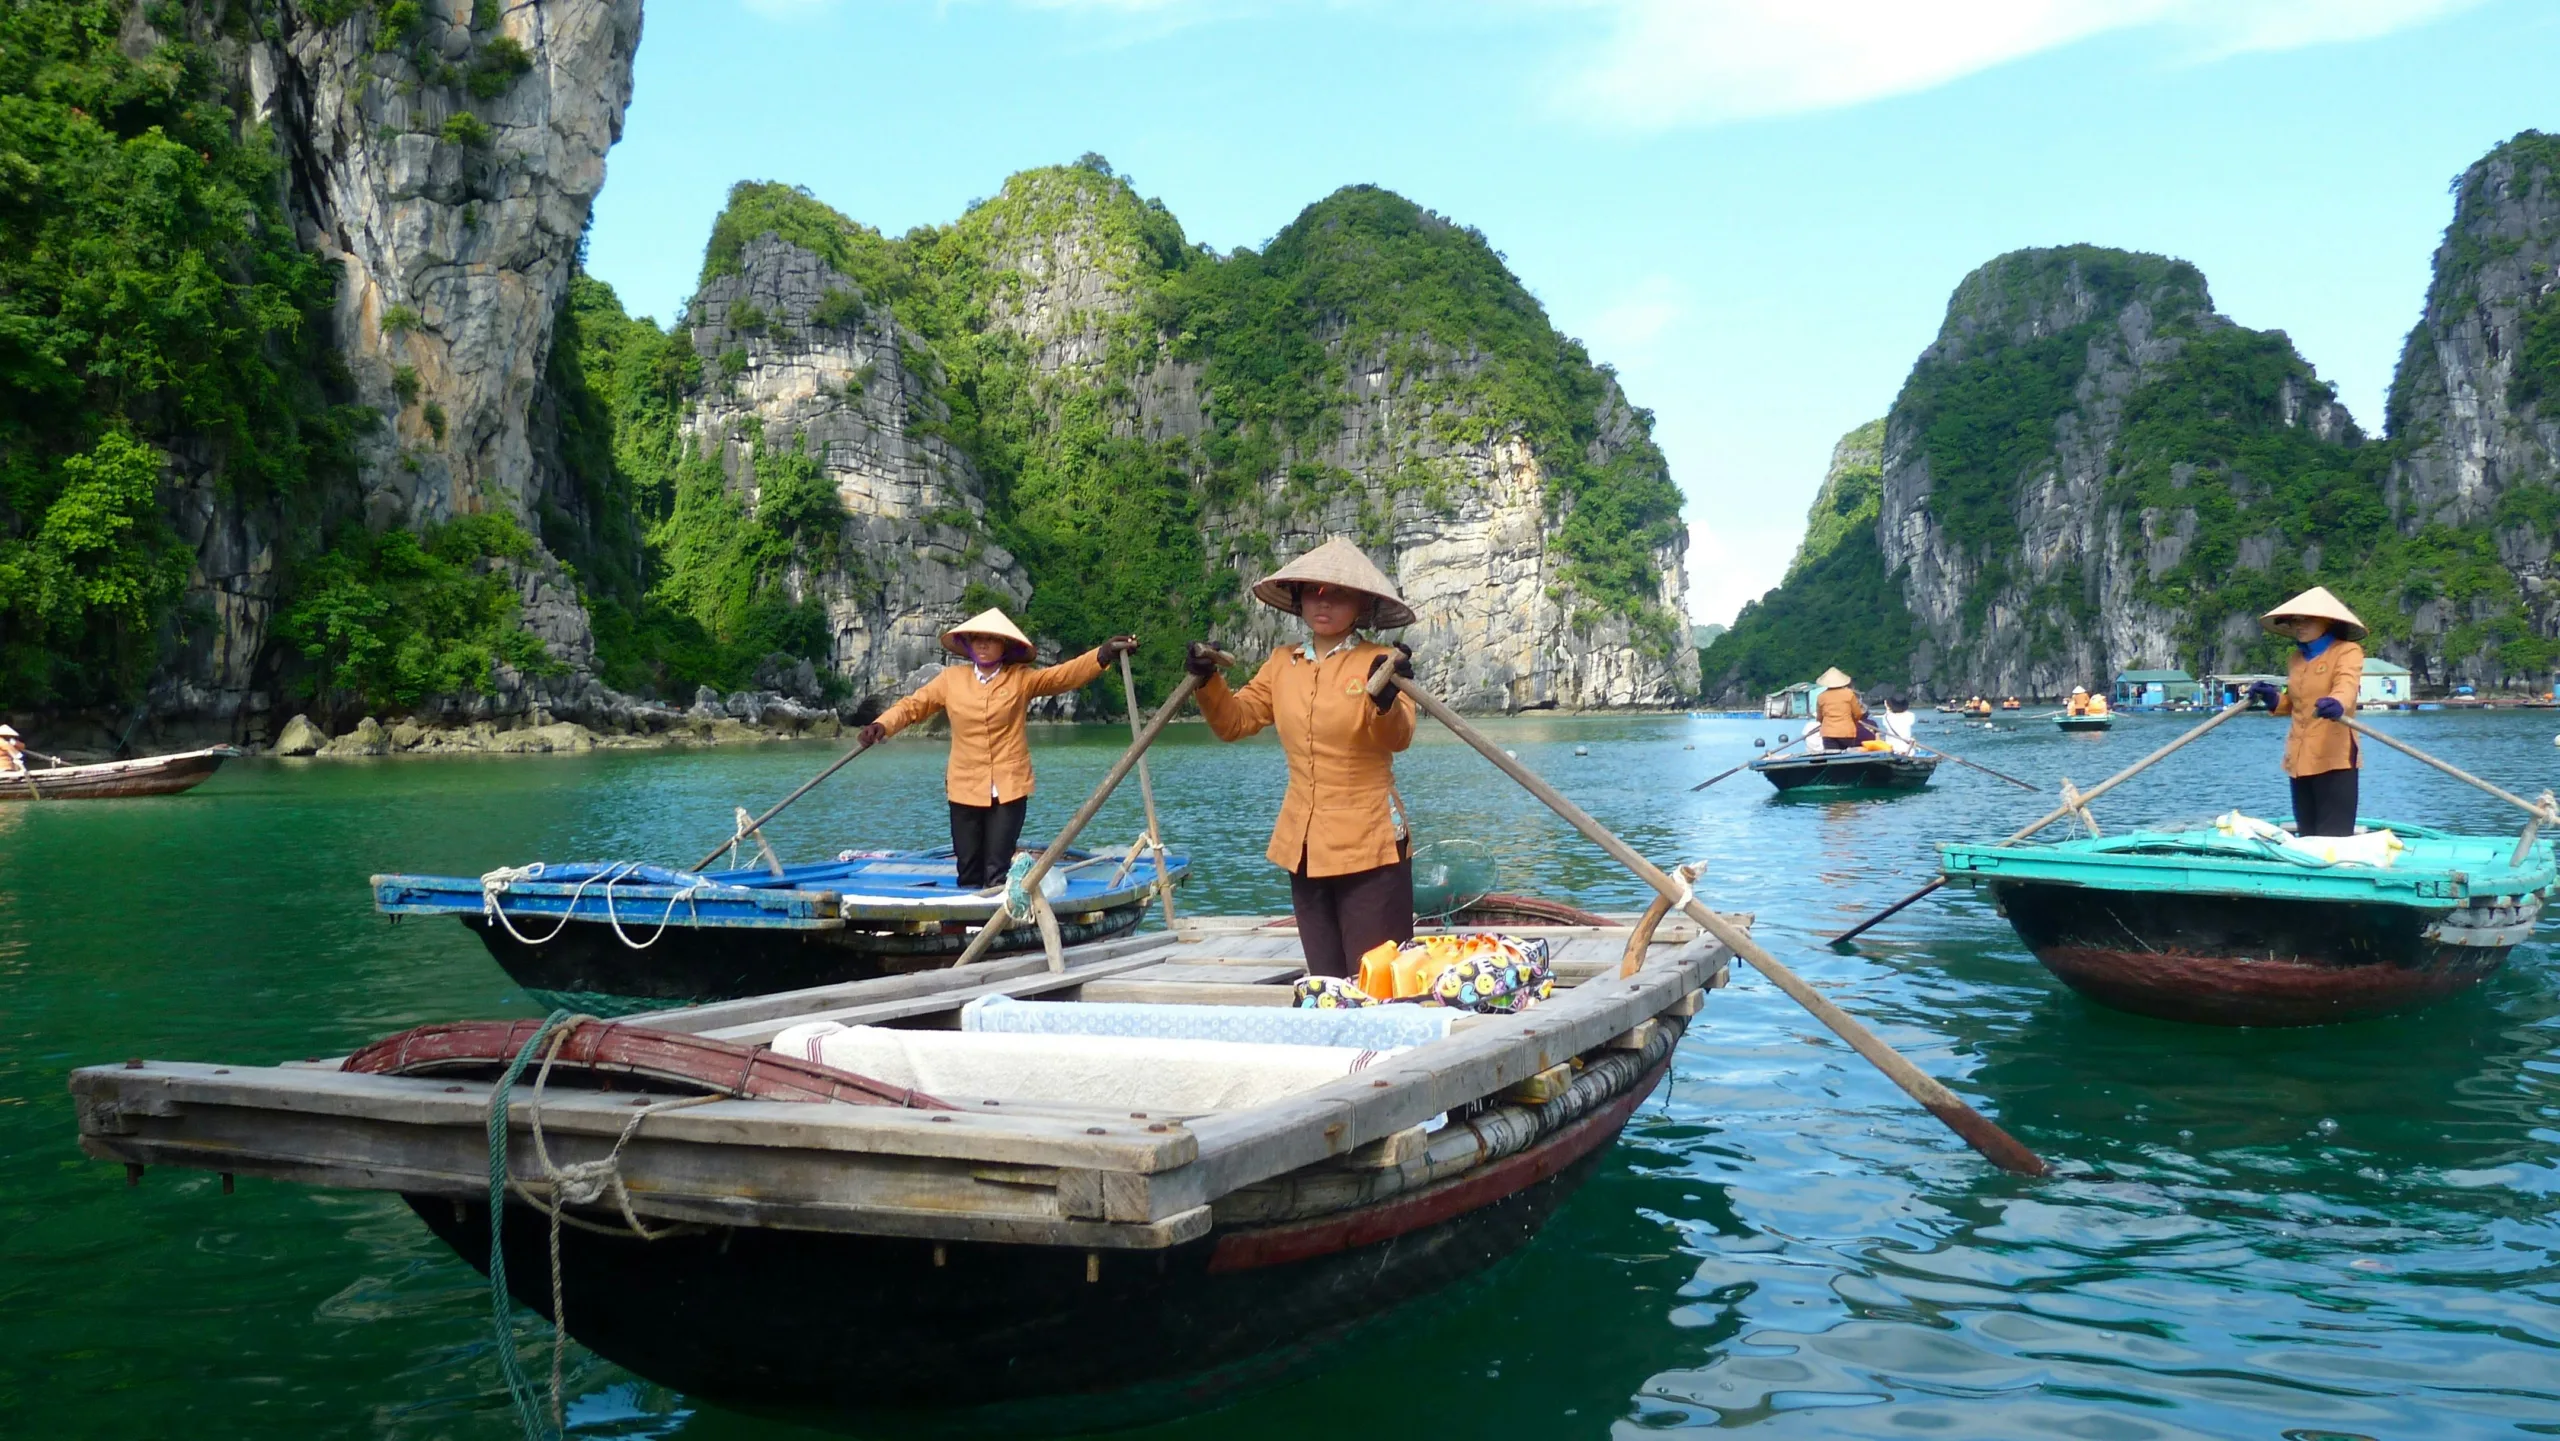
[
  {"left": 599, "top": 873, "right": 707, "bottom": 951},
  {"left": 481, "top": 862, "right": 635, "bottom": 948}
]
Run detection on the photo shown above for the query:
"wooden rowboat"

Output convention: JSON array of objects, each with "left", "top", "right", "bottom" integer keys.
[
  {"left": 1942, "top": 819, "right": 2554, "bottom": 1026},
  {"left": 374, "top": 846, "right": 1190, "bottom": 1015},
  {"left": 72, "top": 905, "right": 1728, "bottom": 1431},
  {"left": 0, "top": 746, "right": 239, "bottom": 801},
  {"left": 1751, "top": 749, "right": 1938, "bottom": 795}
]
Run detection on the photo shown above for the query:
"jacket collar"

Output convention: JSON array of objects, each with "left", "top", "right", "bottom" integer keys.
[
  {"left": 1298, "top": 634, "right": 1362, "bottom": 663},
  {"left": 2297, "top": 634, "right": 2336, "bottom": 660}
]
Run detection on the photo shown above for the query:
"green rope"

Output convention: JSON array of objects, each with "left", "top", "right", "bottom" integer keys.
[{"left": 488, "top": 1009, "right": 574, "bottom": 1441}]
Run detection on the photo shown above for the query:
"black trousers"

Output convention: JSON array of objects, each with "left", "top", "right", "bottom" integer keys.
[
  {"left": 1291, "top": 849, "right": 1415, "bottom": 980},
  {"left": 2290, "top": 768, "right": 2360, "bottom": 838},
  {"left": 950, "top": 798, "right": 1028, "bottom": 889}
]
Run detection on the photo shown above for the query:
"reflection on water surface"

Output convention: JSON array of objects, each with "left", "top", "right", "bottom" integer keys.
[{"left": 2, "top": 710, "right": 2556, "bottom": 1438}]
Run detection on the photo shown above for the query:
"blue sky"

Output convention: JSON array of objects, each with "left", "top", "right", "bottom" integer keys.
[{"left": 584, "top": 0, "right": 2560, "bottom": 627}]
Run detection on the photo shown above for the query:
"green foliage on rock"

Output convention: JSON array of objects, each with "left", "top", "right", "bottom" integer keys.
[
  {"left": 545, "top": 276, "right": 840, "bottom": 699},
  {"left": 1785, "top": 419, "right": 1884, "bottom": 580},
  {"left": 277, "top": 513, "right": 563, "bottom": 720},
  {"left": 1699, "top": 516, "right": 1917, "bottom": 698},
  {"left": 0, "top": 0, "right": 366, "bottom": 707}
]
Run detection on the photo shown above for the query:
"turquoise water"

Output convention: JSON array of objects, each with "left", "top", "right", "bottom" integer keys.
[{"left": 4, "top": 710, "right": 2558, "bottom": 1438}]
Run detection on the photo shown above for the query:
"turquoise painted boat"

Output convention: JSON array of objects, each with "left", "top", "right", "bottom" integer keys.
[{"left": 1941, "top": 819, "right": 2555, "bottom": 1026}]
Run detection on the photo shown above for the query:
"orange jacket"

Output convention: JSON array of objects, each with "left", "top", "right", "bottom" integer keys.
[
  {"left": 2273, "top": 640, "right": 2364, "bottom": 776},
  {"left": 1198, "top": 640, "right": 1416, "bottom": 877},
  {"left": 1816, "top": 687, "right": 1869, "bottom": 739},
  {"left": 874, "top": 650, "right": 1107, "bottom": 805}
]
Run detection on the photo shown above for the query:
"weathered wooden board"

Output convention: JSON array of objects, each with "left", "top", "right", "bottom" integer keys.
[
  {"left": 694, "top": 951, "right": 1179, "bottom": 1044},
  {"left": 1109, "top": 963, "right": 1301, "bottom": 987},
  {"left": 649, "top": 933, "right": 1179, "bottom": 1035}
]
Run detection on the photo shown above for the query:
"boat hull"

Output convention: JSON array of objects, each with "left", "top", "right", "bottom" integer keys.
[
  {"left": 1754, "top": 752, "right": 1937, "bottom": 794},
  {"left": 0, "top": 747, "right": 236, "bottom": 801},
  {"left": 412, "top": 1054, "right": 1666, "bottom": 1432},
  {"left": 2055, "top": 716, "right": 2113, "bottom": 732},
  {"left": 1990, "top": 878, "right": 2528, "bottom": 1025},
  {"left": 464, "top": 902, "right": 1150, "bottom": 1012}
]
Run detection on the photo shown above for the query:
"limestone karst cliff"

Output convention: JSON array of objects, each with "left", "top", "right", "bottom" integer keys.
[
  {"left": 5, "top": 11, "right": 1687, "bottom": 741},
  {"left": 1708, "top": 132, "right": 2560, "bottom": 701},
  {"left": 620, "top": 167, "right": 1695, "bottom": 713},
  {"left": 0, "top": 0, "right": 642, "bottom": 743}
]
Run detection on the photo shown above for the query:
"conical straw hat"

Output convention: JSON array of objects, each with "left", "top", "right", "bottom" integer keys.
[
  {"left": 1251, "top": 537, "right": 1417, "bottom": 629},
  {"left": 1815, "top": 667, "right": 1852, "bottom": 689},
  {"left": 941, "top": 607, "right": 1034, "bottom": 662},
  {"left": 2261, "top": 585, "right": 2366, "bottom": 642},
  {"left": 2070, "top": 685, "right": 2087, "bottom": 695}
]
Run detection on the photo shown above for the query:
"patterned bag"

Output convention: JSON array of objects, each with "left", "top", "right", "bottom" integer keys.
[{"left": 1292, "top": 934, "right": 1555, "bottom": 1014}]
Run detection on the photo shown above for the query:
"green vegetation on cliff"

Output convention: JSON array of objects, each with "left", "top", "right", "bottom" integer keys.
[
  {"left": 546, "top": 275, "right": 841, "bottom": 699},
  {"left": 615, "top": 165, "right": 1685, "bottom": 705},
  {"left": 1699, "top": 515, "right": 1917, "bottom": 698},
  {"left": 0, "top": 2, "right": 366, "bottom": 706},
  {"left": 1784, "top": 419, "right": 1883, "bottom": 580}
]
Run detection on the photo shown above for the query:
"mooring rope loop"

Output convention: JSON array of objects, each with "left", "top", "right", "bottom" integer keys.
[{"left": 482, "top": 862, "right": 712, "bottom": 953}]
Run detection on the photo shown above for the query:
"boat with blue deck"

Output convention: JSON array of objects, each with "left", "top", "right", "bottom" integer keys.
[
  {"left": 374, "top": 846, "right": 1188, "bottom": 1013},
  {"left": 1942, "top": 817, "right": 2556, "bottom": 1026}
]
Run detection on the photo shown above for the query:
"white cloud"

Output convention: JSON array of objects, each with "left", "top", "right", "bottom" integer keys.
[{"left": 1553, "top": 0, "right": 2488, "bottom": 129}]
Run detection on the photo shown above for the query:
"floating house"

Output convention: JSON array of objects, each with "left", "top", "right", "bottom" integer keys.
[
  {"left": 1764, "top": 681, "right": 1817, "bottom": 720},
  {"left": 2360, "top": 659, "right": 2412, "bottom": 706},
  {"left": 2113, "top": 668, "right": 2201, "bottom": 710},
  {"left": 2204, "top": 673, "right": 2284, "bottom": 707}
]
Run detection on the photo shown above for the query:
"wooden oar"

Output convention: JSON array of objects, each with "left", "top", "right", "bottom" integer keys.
[
  {"left": 947, "top": 653, "right": 1231, "bottom": 969},
  {"left": 1909, "top": 740, "right": 2041, "bottom": 792},
  {"left": 692, "top": 732, "right": 878, "bottom": 872},
  {"left": 1118, "top": 653, "right": 1178, "bottom": 924},
  {"left": 1376, "top": 669, "right": 2049, "bottom": 1177},
  {"left": 2340, "top": 716, "right": 2556, "bottom": 821},
  {"left": 1692, "top": 739, "right": 1807, "bottom": 790},
  {"left": 1830, "top": 698, "right": 2253, "bottom": 945}
]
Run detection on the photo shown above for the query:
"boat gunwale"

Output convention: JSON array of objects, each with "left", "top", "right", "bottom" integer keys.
[{"left": 1941, "top": 827, "right": 2557, "bottom": 904}]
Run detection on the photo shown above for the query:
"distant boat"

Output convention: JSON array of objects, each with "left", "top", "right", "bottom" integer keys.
[
  {"left": 1942, "top": 818, "right": 2552, "bottom": 1026},
  {"left": 1750, "top": 749, "right": 1937, "bottom": 795},
  {"left": 2055, "top": 714, "right": 2113, "bottom": 732},
  {"left": 0, "top": 746, "right": 239, "bottom": 802}
]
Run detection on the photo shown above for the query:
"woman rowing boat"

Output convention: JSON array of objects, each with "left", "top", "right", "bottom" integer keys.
[
  {"left": 861, "top": 609, "right": 1136, "bottom": 892},
  {"left": 1186, "top": 538, "right": 1417, "bottom": 978},
  {"left": 2247, "top": 585, "right": 2367, "bottom": 838}
]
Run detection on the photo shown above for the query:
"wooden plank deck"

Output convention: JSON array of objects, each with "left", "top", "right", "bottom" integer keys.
[{"left": 70, "top": 913, "right": 1736, "bottom": 1250}]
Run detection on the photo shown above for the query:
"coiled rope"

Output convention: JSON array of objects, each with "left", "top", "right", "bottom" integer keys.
[{"left": 485, "top": 1012, "right": 730, "bottom": 1439}]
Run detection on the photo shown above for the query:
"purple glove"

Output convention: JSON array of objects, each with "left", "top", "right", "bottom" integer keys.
[
  {"left": 2313, "top": 696, "right": 2345, "bottom": 720},
  {"left": 2247, "top": 681, "right": 2281, "bottom": 708}
]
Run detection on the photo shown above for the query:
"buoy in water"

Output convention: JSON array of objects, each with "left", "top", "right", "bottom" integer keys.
[
  {"left": 1573, "top": 745, "right": 1589, "bottom": 756},
  {"left": 1754, "top": 738, "right": 1766, "bottom": 748}
]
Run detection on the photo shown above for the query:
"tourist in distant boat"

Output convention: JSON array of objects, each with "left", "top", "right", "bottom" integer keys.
[
  {"left": 2086, "top": 689, "right": 2110, "bottom": 716},
  {"left": 1186, "top": 537, "right": 1417, "bottom": 979},
  {"left": 1813, "top": 667, "right": 1870, "bottom": 750},
  {"left": 2065, "top": 686, "right": 2090, "bottom": 716},
  {"left": 860, "top": 609, "right": 1136, "bottom": 893},
  {"left": 1877, "top": 695, "right": 1918, "bottom": 754},
  {"left": 2246, "top": 586, "right": 2367, "bottom": 839},
  {"left": 0, "top": 726, "right": 24, "bottom": 774}
]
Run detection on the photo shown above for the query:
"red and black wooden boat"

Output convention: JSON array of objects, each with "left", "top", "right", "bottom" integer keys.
[{"left": 71, "top": 904, "right": 1730, "bottom": 1431}]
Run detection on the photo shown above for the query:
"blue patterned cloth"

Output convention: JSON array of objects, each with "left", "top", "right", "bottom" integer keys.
[{"left": 959, "top": 993, "right": 1455, "bottom": 1048}]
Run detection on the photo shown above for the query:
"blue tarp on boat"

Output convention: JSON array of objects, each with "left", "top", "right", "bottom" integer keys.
[{"left": 373, "top": 845, "right": 1189, "bottom": 933}]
